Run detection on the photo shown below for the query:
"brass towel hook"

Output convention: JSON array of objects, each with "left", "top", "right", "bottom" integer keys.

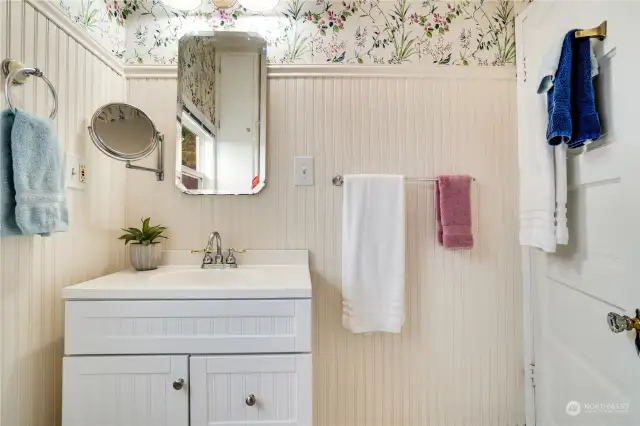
[{"left": 575, "top": 21, "right": 607, "bottom": 40}]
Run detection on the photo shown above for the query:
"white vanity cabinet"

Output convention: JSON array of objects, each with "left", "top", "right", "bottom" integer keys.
[{"left": 61, "top": 253, "right": 313, "bottom": 426}]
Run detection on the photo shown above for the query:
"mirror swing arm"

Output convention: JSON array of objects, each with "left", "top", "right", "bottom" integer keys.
[{"left": 125, "top": 132, "right": 165, "bottom": 181}]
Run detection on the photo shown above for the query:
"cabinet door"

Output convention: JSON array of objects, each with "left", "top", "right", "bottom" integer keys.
[
  {"left": 191, "top": 355, "right": 312, "bottom": 426},
  {"left": 63, "top": 355, "right": 189, "bottom": 426}
]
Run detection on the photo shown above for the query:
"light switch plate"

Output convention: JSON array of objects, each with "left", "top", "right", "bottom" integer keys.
[
  {"left": 294, "top": 156, "right": 314, "bottom": 186},
  {"left": 65, "top": 152, "right": 85, "bottom": 190}
]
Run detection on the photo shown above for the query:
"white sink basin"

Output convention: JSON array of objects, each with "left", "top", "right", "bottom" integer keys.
[
  {"left": 62, "top": 250, "right": 312, "bottom": 300},
  {"left": 150, "top": 267, "right": 263, "bottom": 287}
]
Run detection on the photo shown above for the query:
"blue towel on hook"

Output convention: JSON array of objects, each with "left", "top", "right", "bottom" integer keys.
[
  {"left": 10, "top": 109, "right": 68, "bottom": 236},
  {"left": 546, "top": 30, "right": 601, "bottom": 148},
  {"left": 0, "top": 110, "right": 22, "bottom": 236}
]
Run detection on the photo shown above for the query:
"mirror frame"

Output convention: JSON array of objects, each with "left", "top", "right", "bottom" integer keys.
[
  {"left": 88, "top": 102, "right": 165, "bottom": 181},
  {"left": 175, "top": 31, "right": 267, "bottom": 196}
]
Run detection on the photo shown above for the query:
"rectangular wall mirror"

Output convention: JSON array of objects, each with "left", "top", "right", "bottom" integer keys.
[{"left": 175, "top": 32, "right": 267, "bottom": 195}]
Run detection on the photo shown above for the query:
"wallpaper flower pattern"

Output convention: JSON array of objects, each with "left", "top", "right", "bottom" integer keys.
[
  {"left": 125, "top": 0, "right": 517, "bottom": 65},
  {"left": 178, "top": 36, "right": 217, "bottom": 126},
  {"left": 55, "top": 0, "right": 524, "bottom": 67},
  {"left": 57, "top": 0, "right": 128, "bottom": 59}
]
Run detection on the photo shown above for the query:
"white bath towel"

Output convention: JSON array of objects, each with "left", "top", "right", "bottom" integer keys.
[
  {"left": 554, "top": 144, "right": 569, "bottom": 245},
  {"left": 518, "top": 84, "right": 558, "bottom": 253},
  {"left": 341, "top": 174, "right": 405, "bottom": 334},
  {"left": 518, "top": 127, "right": 568, "bottom": 251}
]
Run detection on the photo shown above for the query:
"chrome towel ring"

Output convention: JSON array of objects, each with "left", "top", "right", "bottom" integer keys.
[{"left": 2, "top": 58, "right": 58, "bottom": 120}]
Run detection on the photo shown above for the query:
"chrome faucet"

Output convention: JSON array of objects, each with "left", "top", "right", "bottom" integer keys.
[
  {"left": 201, "top": 231, "right": 238, "bottom": 269},
  {"left": 204, "top": 231, "right": 224, "bottom": 264}
]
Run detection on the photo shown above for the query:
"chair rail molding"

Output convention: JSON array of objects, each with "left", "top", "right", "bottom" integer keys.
[
  {"left": 125, "top": 65, "right": 178, "bottom": 79},
  {"left": 123, "top": 64, "right": 516, "bottom": 80}
]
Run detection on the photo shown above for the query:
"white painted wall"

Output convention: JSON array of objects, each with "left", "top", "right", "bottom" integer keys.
[
  {"left": 0, "top": 2, "right": 127, "bottom": 425},
  {"left": 126, "top": 66, "right": 525, "bottom": 426}
]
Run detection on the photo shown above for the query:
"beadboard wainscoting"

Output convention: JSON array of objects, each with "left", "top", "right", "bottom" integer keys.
[
  {"left": 126, "top": 66, "right": 524, "bottom": 426},
  {"left": 0, "top": 1, "right": 127, "bottom": 426}
]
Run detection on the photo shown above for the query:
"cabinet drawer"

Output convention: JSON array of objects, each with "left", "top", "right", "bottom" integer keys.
[
  {"left": 190, "top": 354, "right": 312, "bottom": 426},
  {"left": 65, "top": 299, "right": 311, "bottom": 355}
]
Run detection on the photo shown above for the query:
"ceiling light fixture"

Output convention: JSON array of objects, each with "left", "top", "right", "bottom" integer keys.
[
  {"left": 237, "top": 0, "right": 279, "bottom": 12},
  {"left": 162, "top": 0, "right": 202, "bottom": 11},
  {"left": 213, "top": 0, "right": 236, "bottom": 8}
]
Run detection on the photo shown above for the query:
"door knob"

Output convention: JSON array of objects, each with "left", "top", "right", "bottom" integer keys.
[
  {"left": 245, "top": 394, "right": 256, "bottom": 406},
  {"left": 607, "top": 311, "right": 640, "bottom": 333},
  {"left": 173, "top": 378, "right": 185, "bottom": 390}
]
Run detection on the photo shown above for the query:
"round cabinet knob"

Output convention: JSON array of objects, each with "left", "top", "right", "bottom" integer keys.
[
  {"left": 245, "top": 394, "right": 256, "bottom": 406},
  {"left": 173, "top": 378, "right": 185, "bottom": 390}
]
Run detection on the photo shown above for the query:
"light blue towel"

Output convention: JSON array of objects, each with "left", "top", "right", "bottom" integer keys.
[
  {"left": 0, "top": 110, "right": 21, "bottom": 236},
  {"left": 10, "top": 109, "right": 68, "bottom": 236}
]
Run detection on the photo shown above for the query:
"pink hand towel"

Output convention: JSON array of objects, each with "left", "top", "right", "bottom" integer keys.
[{"left": 436, "top": 175, "right": 474, "bottom": 249}]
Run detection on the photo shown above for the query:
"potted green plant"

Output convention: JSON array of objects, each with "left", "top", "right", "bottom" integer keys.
[{"left": 119, "top": 217, "right": 168, "bottom": 271}]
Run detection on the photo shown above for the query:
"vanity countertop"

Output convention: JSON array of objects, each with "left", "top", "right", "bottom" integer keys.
[{"left": 63, "top": 250, "right": 312, "bottom": 300}]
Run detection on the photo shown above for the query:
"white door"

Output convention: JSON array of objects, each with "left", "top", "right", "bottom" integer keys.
[
  {"left": 62, "top": 355, "right": 189, "bottom": 426},
  {"left": 190, "top": 355, "right": 312, "bottom": 426},
  {"left": 217, "top": 52, "right": 259, "bottom": 144},
  {"left": 517, "top": 2, "right": 640, "bottom": 426}
]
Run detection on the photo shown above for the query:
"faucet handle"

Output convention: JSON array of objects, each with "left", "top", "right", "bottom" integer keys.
[
  {"left": 202, "top": 252, "right": 214, "bottom": 265},
  {"left": 226, "top": 248, "right": 237, "bottom": 265},
  {"left": 225, "top": 248, "right": 245, "bottom": 266}
]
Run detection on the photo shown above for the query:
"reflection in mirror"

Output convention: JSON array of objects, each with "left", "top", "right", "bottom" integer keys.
[
  {"left": 176, "top": 32, "right": 267, "bottom": 195},
  {"left": 91, "top": 103, "right": 157, "bottom": 160}
]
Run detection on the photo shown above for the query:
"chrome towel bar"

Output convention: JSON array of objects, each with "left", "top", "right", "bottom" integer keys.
[{"left": 332, "top": 174, "right": 476, "bottom": 186}]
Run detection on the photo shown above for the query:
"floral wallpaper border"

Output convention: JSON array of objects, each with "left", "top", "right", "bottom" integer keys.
[
  {"left": 56, "top": 0, "right": 529, "bottom": 66},
  {"left": 57, "top": 0, "right": 128, "bottom": 59}
]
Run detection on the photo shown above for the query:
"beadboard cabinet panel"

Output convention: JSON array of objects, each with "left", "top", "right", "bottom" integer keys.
[
  {"left": 62, "top": 356, "right": 189, "bottom": 426},
  {"left": 64, "top": 299, "right": 312, "bottom": 355},
  {"left": 190, "top": 355, "right": 312, "bottom": 426}
]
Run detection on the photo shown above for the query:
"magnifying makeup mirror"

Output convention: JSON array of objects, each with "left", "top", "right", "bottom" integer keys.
[{"left": 88, "top": 103, "right": 164, "bottom": 181}]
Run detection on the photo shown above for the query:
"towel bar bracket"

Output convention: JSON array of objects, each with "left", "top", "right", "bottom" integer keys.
[{"left": 2, "top": 59, "right": 28, "bottom": 84}]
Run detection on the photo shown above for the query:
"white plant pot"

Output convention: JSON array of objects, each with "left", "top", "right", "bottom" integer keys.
[{"left": 129, "top": 243, "right": 161, "bottom": 271}]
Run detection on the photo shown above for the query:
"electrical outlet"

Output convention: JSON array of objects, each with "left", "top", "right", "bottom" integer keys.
[
  {"left": 65, "top": 152, "right": 86, "bottom": 190},
  {"left": 294, "top": 156, "right": 314, "bottom": 186},
  {"left": 79, "top": 163, "right": 87, "bottom": 183}
]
